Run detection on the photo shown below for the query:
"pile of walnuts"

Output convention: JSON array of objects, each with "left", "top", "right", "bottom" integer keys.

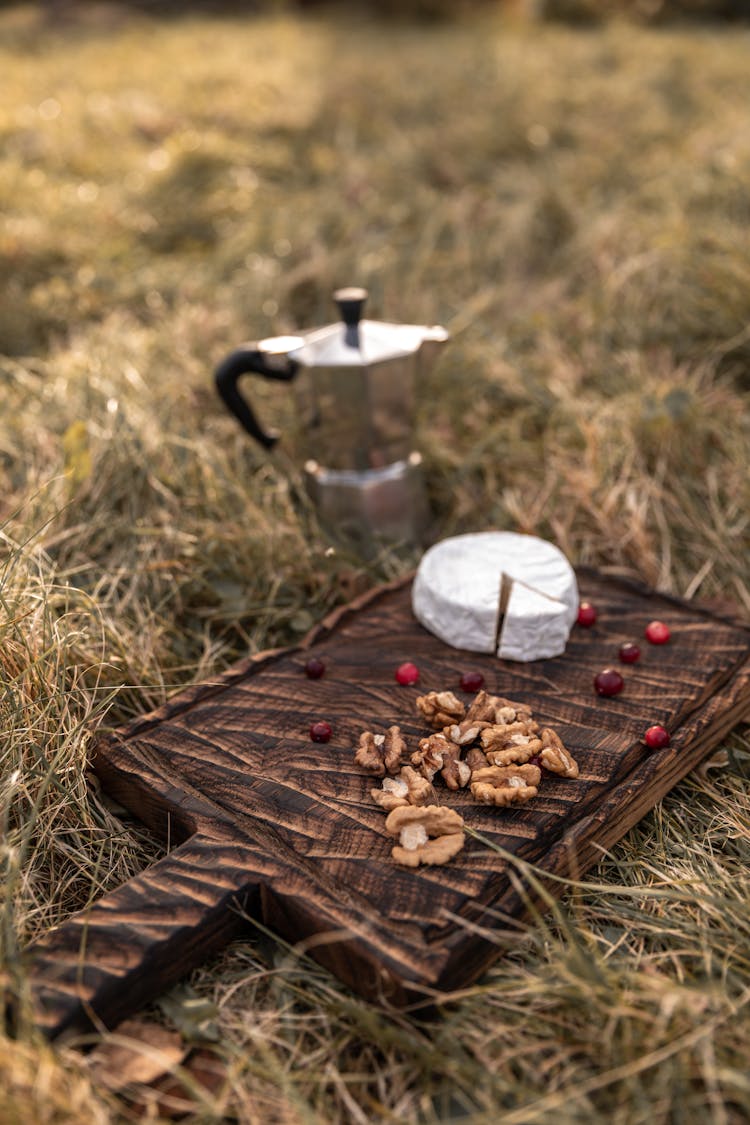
[{"left": 354, "top": 689, "right": 579, "bottom": 868}]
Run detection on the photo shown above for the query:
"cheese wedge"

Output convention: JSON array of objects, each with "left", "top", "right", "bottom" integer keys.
[
  {"left": 497, "top": 578, "right": 571, "bottom": 661},
  {"left": 411, "top": 531, "right": 579, "bottom": 662}
]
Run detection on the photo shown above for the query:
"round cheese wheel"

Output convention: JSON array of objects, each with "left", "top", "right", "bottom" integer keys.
[{"left": 411, "top": 531, "right": 579, "bottom": 661}]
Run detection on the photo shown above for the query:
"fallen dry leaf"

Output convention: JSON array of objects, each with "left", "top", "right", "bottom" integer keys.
[
  {"left": 130, "top": 1047, "right": 230, "bottom": 1120},
  {"left": 86, "top": 1018, "right": 187, "bottom": 1093}
]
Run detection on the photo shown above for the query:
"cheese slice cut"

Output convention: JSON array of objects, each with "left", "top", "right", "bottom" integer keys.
[
  {"left": 411, "top": 531, "right": 579, "bottom": 662},
  {"left": 497, "top": 577, "right": 571, "bottom": 661}
]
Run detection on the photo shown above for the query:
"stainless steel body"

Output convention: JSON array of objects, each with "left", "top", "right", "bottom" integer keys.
[
  {"left": 292, "top": 353, "right": 416, "bottom": 472},
  {"left": 214, "top": 288, "right": 448, "bottom": 550},
  {"left": 304, "top": 452, "right": 429, "bottom": 554}
]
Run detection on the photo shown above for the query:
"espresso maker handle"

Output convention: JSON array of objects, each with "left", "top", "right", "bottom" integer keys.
[{"left": 214, "top": 347, "right": 298, "bottom": 450}]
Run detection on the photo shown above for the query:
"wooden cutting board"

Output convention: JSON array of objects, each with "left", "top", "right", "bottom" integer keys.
[{"left": 26, "top": 568, "right": 750, "bottom": 1040}]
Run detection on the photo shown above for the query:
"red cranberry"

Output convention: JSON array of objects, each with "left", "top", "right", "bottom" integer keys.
[
  {"left": 644, "top": 725, "right": 670, "bottom": 750},
  {"left": 309, "top": 720, "right": 332, "bottom": 743},
  {"left": 304, "top": 657, "right": 326, "bottom": 680},
  {"left": 577, "top": 602, "right": 597, "bottom": 627},
  {"left": 594, "top": 668, "right": 624, "bottom": 696},
  {"left": 395, "top": 662, "right": 420, "bottom": 686},
  {"left": 645, "top": 620, "right": 671, "bottom": 645},
  {"left": 618, "top": 642, "right": 641, "bottom": 665},
  {"left": 460, "top": 671, "right": 485, "bottom": 692}
]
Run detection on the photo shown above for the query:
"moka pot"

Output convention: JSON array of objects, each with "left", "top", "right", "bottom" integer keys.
[{"left": 214, "top": 288, "right": 448, "bottom": 549}]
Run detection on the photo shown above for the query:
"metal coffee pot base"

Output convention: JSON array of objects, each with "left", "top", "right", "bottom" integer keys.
[{"left": 304, "top": 452, "right": 428, "bottom": 554}]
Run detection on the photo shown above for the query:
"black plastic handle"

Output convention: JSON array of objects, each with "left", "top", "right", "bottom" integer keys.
[{"left": 214, "top": 347, "right": 298, "bottom": 450}]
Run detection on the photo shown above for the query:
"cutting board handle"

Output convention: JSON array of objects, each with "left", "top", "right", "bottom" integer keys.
[{"left": 20, "top": 833, "right": 260, "bottom": 1041}]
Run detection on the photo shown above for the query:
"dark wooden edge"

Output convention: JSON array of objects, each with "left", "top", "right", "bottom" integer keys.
[{"left": 18, "top": 834, "right": 255, "bottom": 1041}]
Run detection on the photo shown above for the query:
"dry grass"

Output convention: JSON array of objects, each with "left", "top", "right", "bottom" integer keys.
[{"left": 1, "top": 2, "right": 750, "bottom": 1121}]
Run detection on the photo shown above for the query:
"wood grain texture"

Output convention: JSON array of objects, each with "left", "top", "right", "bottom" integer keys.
[{"left": 23, "top": 568, "right": 750, "bottom": 1039}]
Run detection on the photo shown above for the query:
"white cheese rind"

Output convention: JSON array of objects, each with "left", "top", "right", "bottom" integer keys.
[
  {"left": 411, "top": 531, "right": 579, "bottom": 659},
  {"left": 411, "top": 535, "right": 502, "bottom": 652},
  {"left": 497, "top": 579, "right": 571, "bottom": 662}
]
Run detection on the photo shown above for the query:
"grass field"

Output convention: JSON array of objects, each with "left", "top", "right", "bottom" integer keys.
[{"left": 1, "top": 2, "right": 750, "bottom": 1121}]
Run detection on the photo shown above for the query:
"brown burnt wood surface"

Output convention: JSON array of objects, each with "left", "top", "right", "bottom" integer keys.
[{"left": 24, "top": 568, "right": 750, "bottom": 1040}]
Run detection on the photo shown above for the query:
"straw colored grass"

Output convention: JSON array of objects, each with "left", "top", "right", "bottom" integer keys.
[{"left": 1, "top": 3, "right": 749, "bottom": 1121}]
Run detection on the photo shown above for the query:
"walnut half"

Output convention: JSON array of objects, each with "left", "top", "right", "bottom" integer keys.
[
  {"left": 416, "top": 691, "right": 466, "bottom": 729},
  {"left": 539, "top": 729, "right": 579, "bottom": 778},
  {"left": 481, "top": 722, "right": 543, "bottom": 767},
  {"left": 466, "top": 690, "right": 532, "bottom": 726},
  {"left": 443, "top": 719, "right": 490, "bottom": 747},
  {"left": 354, "top": 726, "right": 405, "bottom": 777},
  {"left": 470, "top": 764, "right": 541, "bottom": 807},
  {"left": 480, "top": 719, "right": 540, "bottom": 750},
  {"left": 385, "top": 804, "right": 465, "bottom": 868},
  {"left": 371, "top": 766, "right": 436, "bottom": 811},
  {"left": 411, "top": 733, "right": 450, "bottom": 781}
]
